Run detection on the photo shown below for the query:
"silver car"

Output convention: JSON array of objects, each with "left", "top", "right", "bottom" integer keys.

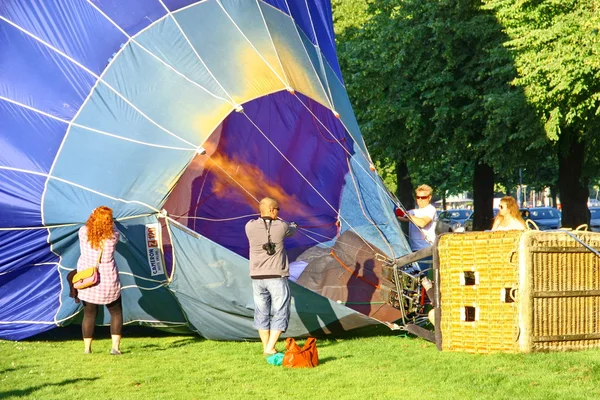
[{"left": 436, "top": 209, "right": 472, "bottom": 234}]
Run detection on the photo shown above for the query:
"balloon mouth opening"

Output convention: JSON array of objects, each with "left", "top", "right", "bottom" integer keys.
[{"left": 162, "top": 90, "right": 356, "bottom": 260}]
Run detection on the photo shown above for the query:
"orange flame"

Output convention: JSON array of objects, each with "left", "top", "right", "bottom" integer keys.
[{"left": 194, "top": 151, "right": 334, "bottom": 229}]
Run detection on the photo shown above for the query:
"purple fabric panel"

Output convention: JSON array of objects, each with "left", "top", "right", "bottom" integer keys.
[
  {"left": 0, "top": 229, "right": 57, "bottom": 277},
  {"left": 184, "top": 91, "right": 354, "bottom": 258},
  {"left": 0, "top": 264, "right": 61, "bottom": 340},
  {"left": 0, "top": 0, "right": 126, "bottom": 76}
]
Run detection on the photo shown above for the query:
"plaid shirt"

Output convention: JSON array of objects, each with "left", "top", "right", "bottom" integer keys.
[{"left": 76, "top": 225, "right": 121, "bottom": 305}]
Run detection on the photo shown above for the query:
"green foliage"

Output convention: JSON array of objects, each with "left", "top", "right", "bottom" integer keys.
[
  {"left": 486, "top": 0, "right": 600, "bottom": 128},
  {"left": 334, "top": 0, "right": 553, "bottom": 196},
  {"left": 4, "top": 327, "right": 600, "bottom": 400},
  {"left": 484, "top": 0, "right": 600, "bottom": 175},
  {"left": 480, "top": 0, "right": 600, "bottom": 226}
]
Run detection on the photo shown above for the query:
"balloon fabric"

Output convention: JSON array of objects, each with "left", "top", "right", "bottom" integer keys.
[{"left": 0, "top": 0, "right": 412, "bottom": 341}]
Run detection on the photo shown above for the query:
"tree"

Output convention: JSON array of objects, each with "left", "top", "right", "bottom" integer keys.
[
  {"left": 486, "top": 0, "right": 600, "bottom": 227},
  {"left": 335, "top": 0, "right": 544, "bottom": 230}
]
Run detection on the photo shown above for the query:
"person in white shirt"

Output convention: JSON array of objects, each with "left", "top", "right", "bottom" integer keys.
[
  {"left": 397, "top": 184, "right": 437, "bottom": 251},
  {"left": 491, "top": 196, "right": 526, "bottom": 231}
]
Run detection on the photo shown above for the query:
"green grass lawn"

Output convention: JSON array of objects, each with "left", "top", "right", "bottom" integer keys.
[{"left": 2, "top": 325, "right": 600, "bottom": 400}]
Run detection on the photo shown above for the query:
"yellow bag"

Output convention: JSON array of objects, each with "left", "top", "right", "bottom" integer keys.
[
  {"left": 72, "top": 267, "right": 99, "bottom": 290},
  {"left": 72, "top": 242, "right": 103, "bottom": 290}
]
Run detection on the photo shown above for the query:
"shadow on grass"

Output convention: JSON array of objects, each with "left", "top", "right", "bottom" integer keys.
[
  {"left": 318, "top": 356, "right": 339, "bottom": 365},
  {"left": 0, "top": 365, "right": 29, "bottom": 375},
  {"left": 22, "top": 324, "right": 198, "bottom": 342},
  {"left": 310, "top": 323, "right": 413, "bottom": 341},
  {"left": 137, "top": 337, "right": 200, "bottom": 350},
  {"left": 0, "top": 377, "right": 98, "bottom": 398},
  {"left": 21, "top": 320, "right": 419, "bottom": 349}
]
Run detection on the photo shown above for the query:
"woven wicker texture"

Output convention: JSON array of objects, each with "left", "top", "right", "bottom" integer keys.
[
  {"left": 438, "top": 231, "right": 522, "bottom": 353},
  {"left": 523, "top": 231, "right": 600, "bottom": 352},
  {"left": 438, "top": 230, "right": 600, "bottom": 353}
]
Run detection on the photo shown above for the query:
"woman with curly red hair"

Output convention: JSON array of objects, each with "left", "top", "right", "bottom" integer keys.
[{"left": 76, "top": 206, "right": 122, "bottom": 354}]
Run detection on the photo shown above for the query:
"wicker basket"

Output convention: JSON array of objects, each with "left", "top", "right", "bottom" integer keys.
[{"left": 437, "top": 230, "right": 600, "bottom": 353}]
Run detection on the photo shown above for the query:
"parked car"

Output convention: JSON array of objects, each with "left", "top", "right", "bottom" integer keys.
[
  {"left": 436, "top": 209, "right": 473, "bottom": 234},
  {"left": 589, "top": 207, "right": 600, "bottom": 232},
  {"left": 520, "top": 207, "right": 561, "bottom": 230},
  {"left": 463, "top": 208, "right": 498, "bottom": 231}
]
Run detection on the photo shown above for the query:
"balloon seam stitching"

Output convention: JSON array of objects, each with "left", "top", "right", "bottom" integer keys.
[
  {"left": 345, "top": 157, "right": 395, "bottom": 258},
  {"left": 301, "top": 0, "right": 335, "bottom": 106},
  {"left": 241, "top": 112, "right": 379, "bottom": 255},
  {"left": 157, "top": 0, "right": 239, "bottom": 107}
]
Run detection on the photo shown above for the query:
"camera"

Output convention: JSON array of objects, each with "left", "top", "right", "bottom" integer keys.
[{"left": 262, "top": 242, "right": 276, "bottom": 256}]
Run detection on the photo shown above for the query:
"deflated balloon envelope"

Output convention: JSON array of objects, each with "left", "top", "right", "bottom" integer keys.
[{"left": 0, "top": 0, "right": 412, "bottom": 341}]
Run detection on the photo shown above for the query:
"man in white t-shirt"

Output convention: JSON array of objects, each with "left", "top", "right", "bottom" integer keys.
[{"left": 397, "top": 184, "right": 437, "bottom": 251}]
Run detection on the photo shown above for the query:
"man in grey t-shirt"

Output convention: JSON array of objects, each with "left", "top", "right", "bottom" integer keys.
[{"left": 246, "top": 197, "right": 296, "bottom": 355}]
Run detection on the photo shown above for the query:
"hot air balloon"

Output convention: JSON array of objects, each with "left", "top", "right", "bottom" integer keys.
[{"left": 0, "top": 0, "right": 421, "bottom": 341}]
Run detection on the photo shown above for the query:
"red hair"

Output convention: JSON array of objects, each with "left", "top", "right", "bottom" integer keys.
[
  {"left": 85, "top": 206, "right": 115, "bottom": 249},
  {"left": 492, "top": 196, "right": 525, "bottom": 228}
]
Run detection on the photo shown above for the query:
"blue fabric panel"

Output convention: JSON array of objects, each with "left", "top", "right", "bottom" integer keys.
[
  {"left": 52, "top": 217, "right": 187, "bottom": 327},
  {"left": 162, "top": 0, "right": 199, "bottom": 12},
  {"left": 338, "top": 147, "right": 412, "bottom": 259},
  {"left": 218, "top": 0, "right": 287, "bottom": 77},
  {"left": 173, "top": 1, "right": 286, "bottom": 103},
  {"left": 261, "top": 0, "right": 342, "bottom": 82},
  {"left": 0, "top": 229, "right": 57, "bottom": 277},
  {"left": 113, "top": 216, "right": 184, "bottom": 328},
  {"left": 168, "top": 222, "right": 256, "bottom": 339},
  {"left": 0, "top": 169, "right": 45, "bottom": 227},
  {"left": 0, "top": 101, "right": 65, "bottom": 173},
  {"left": 0, "top": 20, "right": 95, "bottom": 120},
  {"left": 276, "top": 0, "right": 315, "bottom": 43},
  {"left": 305, "top": 0, "right": 342, "bottom": 82},
  {"left": 0, "top": 0, "right": 126, "bottom": 75},
  {"left": 0, "top": 321, "right": 55, "bottom": 342},
  {"left": 90, "top": 0, "right": 166, "bottom": 37},
  {"left": 73, "top": 83, "right": 198, "bottom": 149},
  {"left": 45, "top": 224, "right": 81, "bottom": 325},
  {"left": 0, "top": 265, "right": 60, "bottom": 340},
  {"left": 168, "top": 222, "right": 375, "bottom": 340},
  {"left": 297, "top": 28, "right": 333, "bottom": 106},
  {"left": 260, "top": 0, "right": 290, "bottom": 14},
  {"left": 47, "top": 125, "right": 194, "bottom": 221},
  {"left": 257, "top": 3, "right": 330, "bottom": 102},
  {"left": 134, "top": 17, "right": 232, "bottom": 106},
  {"left": 102, "top": 35, "right": 228, "bottom": 142},
  {"left": 324, "top": 59, "right": 367, "bottom": 154},
  {"left": 183, "top": 91, "right": 351, "bottom": 258},
  {"left": 43, "top": 180, "right": 156, "bottom": 225}
]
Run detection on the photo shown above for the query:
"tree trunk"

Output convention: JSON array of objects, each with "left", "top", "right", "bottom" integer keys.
[
  {"left": 395, "top": 160, "right": 415, "bottom": 210},
  {"left": 395, "top": 160, "right": 414, "bottom": 236},
  {"left": 557, "top": 128, "right": 589, "bottom": 228},
  {"left": 473, "top": 162, "right": 495, "bottom": 231}
]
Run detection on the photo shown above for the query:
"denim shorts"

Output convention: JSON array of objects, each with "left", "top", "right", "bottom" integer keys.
[{"left": 252, "top": 277, "right": 291, "bottom": 332}]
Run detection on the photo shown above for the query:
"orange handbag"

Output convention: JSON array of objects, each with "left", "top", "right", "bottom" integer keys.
[{"left": 282, "top": 337, "right": 319, "bottom": 368}]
